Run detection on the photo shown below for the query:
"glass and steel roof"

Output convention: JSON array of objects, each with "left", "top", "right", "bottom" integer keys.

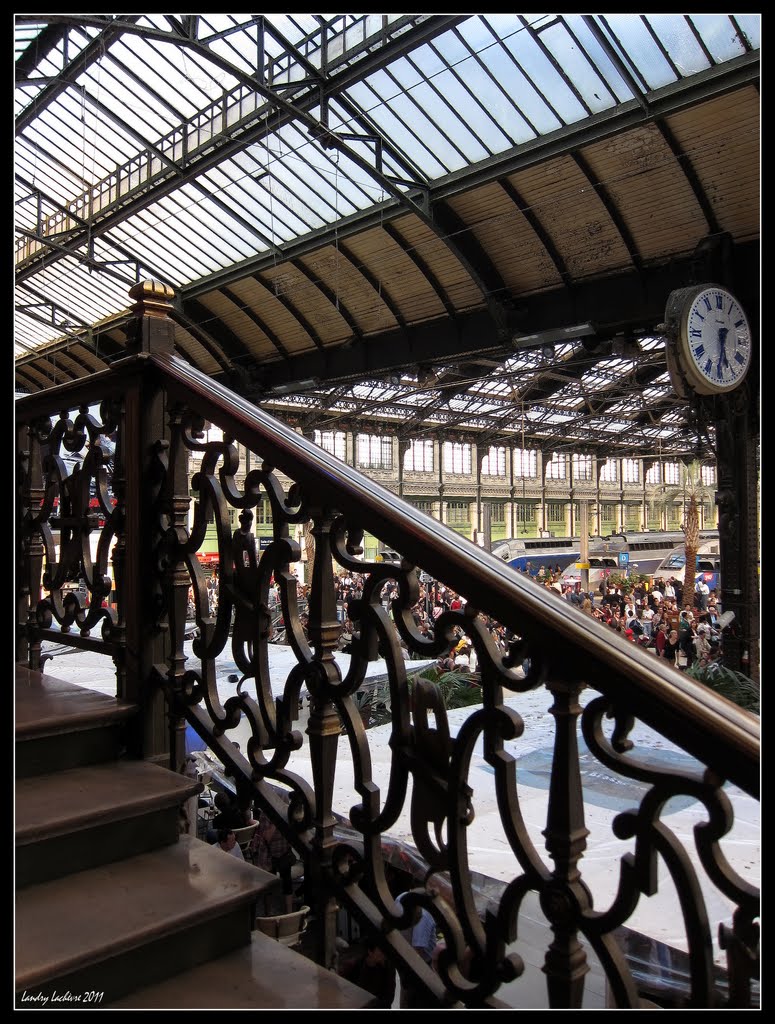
[{"left": 15, "top": 14, "right": 760, "bottom": 456}]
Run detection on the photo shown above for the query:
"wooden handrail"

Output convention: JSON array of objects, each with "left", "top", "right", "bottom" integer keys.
[{"left": 148, "top": 349, "right": 758, "bottom": 798}]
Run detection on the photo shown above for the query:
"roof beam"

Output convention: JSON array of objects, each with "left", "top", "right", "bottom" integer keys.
[
  {"left": 15, "top": 17, "right": 141, "bottom": 132},
  {"left": 245, "top": 241, "right": 758, "bottom": 394}
]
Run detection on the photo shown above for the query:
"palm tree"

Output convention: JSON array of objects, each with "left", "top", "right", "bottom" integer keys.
[{"left": 647, "top": 460, "right": 716, "bottom": 595}]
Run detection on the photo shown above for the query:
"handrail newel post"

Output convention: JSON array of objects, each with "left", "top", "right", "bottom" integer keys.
[{"left": 123, "top": 280, "right": 180, "bottom": 764}]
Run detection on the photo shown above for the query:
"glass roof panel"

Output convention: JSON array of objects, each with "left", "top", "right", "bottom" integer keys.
[
  {"left": 538, "top": 19, "right": 618, "bottom": 113},
  {"left": 598, "top": 15, "right": 678, "bottom": 91},
  {"left": 502, "top": 18, "right": 591, "bottom": 125},
  {"left": 731, "top": 15, "right": 761, "bottom": 51},
  {"left": 14, "top": 13, "right": 760, "bottom": 459},
  {"left": 644, "top": 14, "right": 713, "bottom": 76},
  {"left": 471, "top": 22, "right": 564, "bottom": 135},
  {"left": 345, "top": 80, "right": 451, "bottom": 178},
  {"left": 365, "top": 69, "right": 469, "bottom": 173},
  {"left": 688, "top": 14, "right": 751, "bottom": 64}
]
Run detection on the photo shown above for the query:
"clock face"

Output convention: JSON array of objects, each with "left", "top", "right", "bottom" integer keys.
[{"left": 680, "top": 286, "right": 751, "bottom": 394}]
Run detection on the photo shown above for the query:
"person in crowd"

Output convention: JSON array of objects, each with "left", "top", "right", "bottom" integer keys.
[
  {"left": 212, "top": 790, "right": 248, "bottom": 831},
  {"left": 216, "top": 828, "right": 245, "bottom": 860},
  {"left": 653, "top": 621, "right": 668, "bottom": 658},
  {"left": 250, "top": 809, "right": 296, "bottom": 912},
  {"left": 694, "top": 623, "right": 712, "bottom": 663},
  {"left": 338, "top": 618, "right": 355, "bottom": 654},
  {"left": 339, "top": 941, "right": 396, "bottom": 1008},
  {"left": 663, "top": 629, "right": 681, "bottom": 668},
  {"left": 396, "top": 892, "right": 438, "bottom": 1008},
  {"left": 678, "top": 610, "right": 696, "bottom": 668}
]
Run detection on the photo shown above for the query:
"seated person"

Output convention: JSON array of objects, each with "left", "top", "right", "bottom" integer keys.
[
  {"left": 339, "top": 942, "right": 396, "bottom": 1008},
  {"left": 216, "top": 828, "right": 244, "bottom": 860},
  {"left": 212, "top": 791, "right": 246, "bottom": 831},
  {"left": 250, "top": 810, "right": 297, "bottom": 913},
  {"left": 396, "top": 892, "right": 438, "bottom": 1008}
]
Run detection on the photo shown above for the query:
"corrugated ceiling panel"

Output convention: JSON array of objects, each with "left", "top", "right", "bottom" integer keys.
[
  {"left": 41, "top": 349, "right": 89, "bottom": 381},
  {"left": 225, "top": 277, "right": 317, "bottom": 357},
  {"left": 261, "top": 263, "right": 351, "bottom": 345},
  {"left": 356, "top": 228, "right": 449, "bottom": 324},
  {"left": 172, "top": 323, "right": 226, "bottom": 376},
  {"left": 68, "top": 344, "right": 108, "bottom": 374},
  {"left": 299, "top": 246, "right": 396, "bottom": 337},
  {"left": 507, "top": 156, "right": 633, "bottom": 279},
  {"left": 581, "top": 124, "right": 705, "bottom": 262},
  {"left": 393, "top": 214, "right": 485, "bottom": 312},
  {"left": 16, "top": 363, "right": 58, "bottom": 392},
  {"left": 667, "top": 87, "right": 760, "bottom": 244},
  {"left": 17, "top": 358, "right": 72, "bottom": 389},
  {"left": 194, "top": 290, "right": 271, "bottom": 358},
  {"left": 446, "top": 182, "right": 563, "bottom": 294}
]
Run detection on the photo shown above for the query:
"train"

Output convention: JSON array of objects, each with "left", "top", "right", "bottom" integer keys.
[
  {"left": 651, "top": 538, "right": 721, "bottom": 592},
  {"left": 490, "top": 535, "right": 604, "bottom": 576},
  {"left": 557, "top": 530, "right": 720, "bottom": 589}
]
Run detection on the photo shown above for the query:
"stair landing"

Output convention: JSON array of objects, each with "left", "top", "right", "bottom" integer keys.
[
  {"left": 15, "top": 666, "right": 136, "bottom": 738},
  {"left": 110, "top": 930, "right": 376, "bottom": 1009}
]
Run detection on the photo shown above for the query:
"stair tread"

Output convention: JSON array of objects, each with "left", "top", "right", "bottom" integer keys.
[
  {"left": 109, "top": 930, "right": 375, "bottom": 1009},
  {"left": 15, "top": 834, "right": 280, "bottom": 992},
  {"left": 16, "top": 760, "right": 202, "bottom": 845},
  {"left": 16, "top": 666, "right": 137, "bottom": 739}
]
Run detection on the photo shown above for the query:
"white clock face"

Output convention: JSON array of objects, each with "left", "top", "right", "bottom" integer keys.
[{"left": 681, "top": 286, "right": 751, "bottom": 393}]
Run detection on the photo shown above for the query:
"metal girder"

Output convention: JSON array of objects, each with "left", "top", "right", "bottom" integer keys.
[
  {"left": 239, "top": 243, "right": 758, "bottom": 396},
  {"left": 15, "top": 16, "right": 464, "bottom": 282},
  {"left": 173, "top": 299, "right": 254, "bottom": 368},
  {"left": 15, "top": 16, "right": 141, "bottom": 132}
]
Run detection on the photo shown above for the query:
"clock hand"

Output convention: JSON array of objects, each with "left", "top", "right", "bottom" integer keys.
[{"left": 717, "top": 326, "right": 729, "bottom": 372}]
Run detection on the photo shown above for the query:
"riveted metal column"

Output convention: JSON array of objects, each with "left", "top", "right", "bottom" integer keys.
[
  {"left": 541, "top": 678, "right": 591, "bottom": 1008},
  {"left": 714, "top": 384, "right": 760, "bottom": 682}
]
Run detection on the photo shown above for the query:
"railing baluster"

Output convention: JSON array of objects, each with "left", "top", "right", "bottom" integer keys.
[
  {"left": 305, "top": 508, "right": 346, "bottom": 970},
  {"left": 541, "top": 679, "right": 591, "bottom": 1007}
]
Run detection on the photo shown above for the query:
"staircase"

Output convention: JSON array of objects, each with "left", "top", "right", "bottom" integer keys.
[{"left": 15, "top": 666, "right": 374, "bottom": 1009}]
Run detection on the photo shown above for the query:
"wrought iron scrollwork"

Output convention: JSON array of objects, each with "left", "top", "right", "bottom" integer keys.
[{"left": 25, "top": 403, "right": 119, "bottom": 642}]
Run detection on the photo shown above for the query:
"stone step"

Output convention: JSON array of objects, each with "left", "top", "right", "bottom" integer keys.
[
  {"left": 15, "top": 834, "right": 282, "bottom": 1005},
  {"left": 15, "top": 759, "right": 203, "bottom": 888},
  {"left": 109, "top": 929, "right": 376, "bottom": 1009},
  {"left": 16, "top": 667, "right": 138, "bottom": 777}
]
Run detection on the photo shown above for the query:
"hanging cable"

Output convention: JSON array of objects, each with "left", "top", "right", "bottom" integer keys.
[{"left": 334, "top": 151, "right": 340, "bottom": 311}]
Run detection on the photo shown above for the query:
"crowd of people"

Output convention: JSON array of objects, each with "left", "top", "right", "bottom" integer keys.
[
  {"left": 330, "top": 567, "right": 728, "bottom": 677},
  {"left": 560, "top": 574, "right": 725, "bottom": 672},
  {"left": 195, "top": 560, "right": 728, "bottom": 681}
]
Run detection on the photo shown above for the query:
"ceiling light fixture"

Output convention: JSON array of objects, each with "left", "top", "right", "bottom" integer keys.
[{"left": 512, "top": 323, "right": 596, "bottom": 349}]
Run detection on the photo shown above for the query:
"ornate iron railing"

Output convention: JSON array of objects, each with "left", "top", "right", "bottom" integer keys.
[{"left": 16, "top": 284, "right": 759, "bottom": 1009}]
